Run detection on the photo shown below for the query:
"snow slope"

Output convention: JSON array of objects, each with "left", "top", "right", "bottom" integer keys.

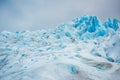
[{"left": 0, "top": 16, "right": 120, "bottom": 80}]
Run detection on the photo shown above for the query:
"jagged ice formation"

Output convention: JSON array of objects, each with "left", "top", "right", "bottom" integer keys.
[{"left": 0, "top": 16, "right": 120, "bottom": 80}]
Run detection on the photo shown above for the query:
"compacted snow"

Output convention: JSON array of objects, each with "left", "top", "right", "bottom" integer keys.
[{"left": 0, "top": 16, "right": 120, "bottom": 80}]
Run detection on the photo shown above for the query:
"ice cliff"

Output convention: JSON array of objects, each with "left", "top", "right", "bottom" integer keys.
[{"left": 0, "top": 15, "right": 120, "bottom": 80}]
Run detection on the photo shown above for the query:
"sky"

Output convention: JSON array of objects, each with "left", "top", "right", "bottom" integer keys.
[{"left": 0, "top": 0, "right": 120, "bottom": 32}]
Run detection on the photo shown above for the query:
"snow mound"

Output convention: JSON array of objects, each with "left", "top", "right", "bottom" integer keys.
[{"left": 0, "top": 15, "right": 120, "bottom": 80}]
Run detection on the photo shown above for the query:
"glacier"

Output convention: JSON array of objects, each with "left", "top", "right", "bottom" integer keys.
[{"left": 0, "top": 15, "right": 120, "bottom": 80}]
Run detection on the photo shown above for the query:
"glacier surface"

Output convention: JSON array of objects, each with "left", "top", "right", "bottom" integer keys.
[{"left": 0, "top": 16, "right": 120, "bottom": 80}]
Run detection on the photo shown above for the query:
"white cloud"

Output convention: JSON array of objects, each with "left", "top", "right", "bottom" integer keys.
[{"left": 0, "top": 0, "right": 120, "bottom": 31}]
